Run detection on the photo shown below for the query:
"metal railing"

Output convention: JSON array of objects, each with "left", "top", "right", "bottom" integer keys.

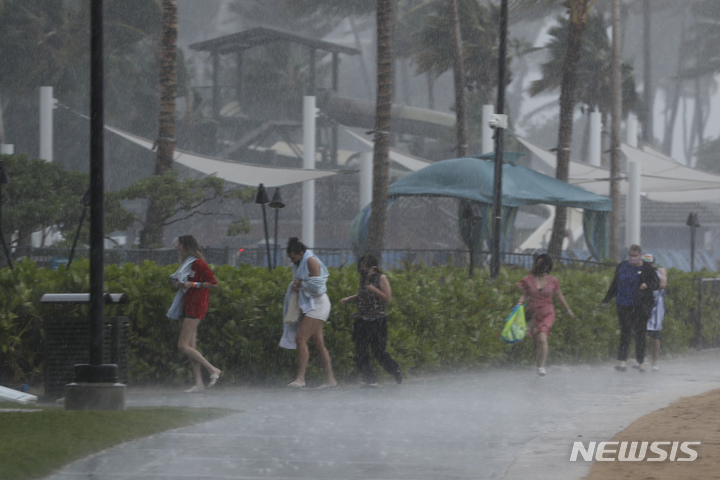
[{"left": 9, "top": 246, "right": 614, "bottom": 271}]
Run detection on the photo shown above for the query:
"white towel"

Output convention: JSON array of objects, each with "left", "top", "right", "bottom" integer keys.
[
  {"left": 292, "top": 249, "right": 329, "bottom": 313},
  {"left": 166, "top": 255, "right": 197, "bottom": 320}
]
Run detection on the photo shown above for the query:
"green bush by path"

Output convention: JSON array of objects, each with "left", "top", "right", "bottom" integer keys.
[
  {"left": 0, "top": 259, "right": 714, "bottom": 389},
  {"left": 0, "top": 403, "right": 234, "bottom": 480}
]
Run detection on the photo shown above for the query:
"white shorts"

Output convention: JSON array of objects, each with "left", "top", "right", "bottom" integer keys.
[{"left": 305, "top": 293, "right": 331, "bottom": 322}]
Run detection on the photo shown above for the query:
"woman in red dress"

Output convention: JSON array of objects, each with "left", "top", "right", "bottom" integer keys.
[
  {"left": 516, "top": 254, "right": 574, "bottom": 377},
  {"left": 168, "top": 235, "right": 221, "bottom": 392}
]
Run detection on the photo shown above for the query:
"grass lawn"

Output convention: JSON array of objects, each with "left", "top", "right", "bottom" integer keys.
[{"left": 0, "top": 402, "right": 236, "bottom": 480}]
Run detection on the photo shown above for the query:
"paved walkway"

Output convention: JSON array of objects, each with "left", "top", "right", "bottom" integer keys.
[{"left": 42, "top": 350, "right": 720, "bottom": 480}]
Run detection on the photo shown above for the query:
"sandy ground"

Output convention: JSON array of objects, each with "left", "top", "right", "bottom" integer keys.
[{"left": 584, "top": 388, "right": 720, "bottom": 480}]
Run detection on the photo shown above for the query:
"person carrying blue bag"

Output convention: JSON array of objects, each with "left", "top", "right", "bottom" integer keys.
[
  {"left": 516, "top": 254, "right": 574, "bottom": 377},
  {"left": 502, "top": 304, "right": 527, "bottom": 344}
]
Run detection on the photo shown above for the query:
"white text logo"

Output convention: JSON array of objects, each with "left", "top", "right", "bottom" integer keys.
[{"left": 569, "top": 441, "right": 700, "bottom": 462}]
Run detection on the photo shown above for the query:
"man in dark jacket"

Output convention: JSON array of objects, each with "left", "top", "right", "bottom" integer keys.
[{"left": 601, "top": 244, "right": 660, "bottom": 372}]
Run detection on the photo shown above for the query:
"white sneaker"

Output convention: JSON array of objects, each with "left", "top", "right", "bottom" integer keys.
[
  {"left": 651, "top": 365, "right": 659, "bottom": 371},
  {"left": 360, "top": 382, "right": 378, "bottom": 388},
  {"left": 537, "top": 367, "right": 546, "bottom": 377},
  {"left": 184, "top": 386, "right": 205, "bottom": 393}
]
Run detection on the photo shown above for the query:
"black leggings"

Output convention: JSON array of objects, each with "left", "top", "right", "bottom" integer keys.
[
  {"left": 617, "top": 304, "right": 650, "bottom": 364},
  {"left": 353, "top": 316, "right": 401, "bottom": 383}
]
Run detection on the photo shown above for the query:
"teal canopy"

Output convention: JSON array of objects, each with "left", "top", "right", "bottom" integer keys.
[
  {"left": 388, "top": 157, "right": 611, "bottom": 211},
  {"left": 351, "top": 155, "right": 611, "bottom": 261}
]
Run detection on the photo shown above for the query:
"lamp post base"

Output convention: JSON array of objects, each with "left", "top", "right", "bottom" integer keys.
[
  {"left": 65, "top": 382, "right": 126, "bottom": 411},
  {"left": 65, "top": 364, "right": 125, "bottom": 410}
]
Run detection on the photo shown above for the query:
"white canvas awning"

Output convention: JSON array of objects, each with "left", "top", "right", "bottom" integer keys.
[
  {"left": 106, "top": 125, "right": 351, "bottom": 187},
  {"left": 250, "top": 141, "right": 357, "bottom": 166},
  {"left": 515, "top": 135, "right": 720, "bottom": 203},
  {"left": 620, "top": 144, "right": 720, "bottom": 202},
  {"left": 514, "top": 136, "right": 612, "bottom": 195}
]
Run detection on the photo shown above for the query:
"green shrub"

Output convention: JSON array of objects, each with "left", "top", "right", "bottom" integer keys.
[{"left": 0, "top": 259, "right": 713, "bottom": 389}]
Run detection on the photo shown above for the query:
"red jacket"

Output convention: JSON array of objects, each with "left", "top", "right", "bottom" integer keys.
[{"left": 183, "top": 258, "right": 217, "bottom": 319}]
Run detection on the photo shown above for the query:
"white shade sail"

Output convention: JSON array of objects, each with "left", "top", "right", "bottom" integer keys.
[
  {"left": 106, "top": 125, "right": 350, "bottom": 187},
  {"left": 515, "top": 135, "right": 720, "bottom": 203},
  {"left": 514, "top": 135, "right": 613, "bottom": 195},
  {"left": 620, "top": 144, "right": 720, "bottom": 203}
]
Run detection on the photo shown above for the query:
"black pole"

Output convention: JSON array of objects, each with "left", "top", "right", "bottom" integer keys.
[
  {"left": 269, "top": 187, "right": 284, "bottom": 270},
  {"left": 261, "top": 204, "right": 272, "bottom": 272},
  {"left": 690, "top": 224, "right": 696, "bottom": 273},
  {"left": 273, "top": 208, "right": 279, "bottom": 270},
  {"left": 491, "top": 0, "right": 508, "bottom": 279},
  {"left": 462, "top": 200, "right": 481, "bottom": 277},
  {"left": 0, "top": 164, "right": 13, "bottom": 270},
  {"left": 255, "top": 184, "right": 272, "bottom": 272},
  {"left": 687, "top": 212, "right": 700, "bottom": 273},
  {"left": 88, "top": 0, "right": 106, "bottom": 369}
]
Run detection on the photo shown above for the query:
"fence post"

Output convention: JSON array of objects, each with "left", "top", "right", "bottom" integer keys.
[{"left": 695, "top": 277, "right": 703, "bottom": 348}]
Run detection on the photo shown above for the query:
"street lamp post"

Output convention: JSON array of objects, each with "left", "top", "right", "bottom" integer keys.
[
  {"left": 269, "top": 188, "right": 285, "bottom": 269},
  {"left": 491, "top": 0, "right": 509, "bottom": 279},
  {"left": 88, "top": 0, "right": 106, "bottom": 372},
  {"left": 256, "top": 184, "right": 272, "bottom": 272},
  {"left": 64, "top": 0, "right": 125, "bottom": 411}
]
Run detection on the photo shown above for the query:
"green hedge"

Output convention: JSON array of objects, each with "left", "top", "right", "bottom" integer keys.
[{"left": 0, "top": 259, "right": 715, "bottom": 389}]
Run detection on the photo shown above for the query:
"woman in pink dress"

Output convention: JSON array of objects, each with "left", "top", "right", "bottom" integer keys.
[{"left": 516, "top": 254, "right": 574, "bottom": 376}]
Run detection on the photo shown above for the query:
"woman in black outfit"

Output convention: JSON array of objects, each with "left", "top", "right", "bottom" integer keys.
[{"left": 340, "top": 255, "right": 402, "bottom": 387}]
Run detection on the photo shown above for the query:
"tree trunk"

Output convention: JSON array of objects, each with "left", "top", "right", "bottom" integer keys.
[
  {"left": 662, "top": 16, "right": 686, "bottom": 156},
  {"left": 547, "top": 3, "right": 591, "bottom": 258},
  {"left": 449, "top": 0, "right": 467, "bottom": 157},
  {"left": 609, "top": 0, "right": 622, "bottom": 260},
  {"left": 141, "top": 0, "right": 178, "bottom": 248},
  {"left": 642, "top": 0, "right": 653, "bottom": 144},
  {"left": 691, "top": 57, "right": 706, "bottom": 168},
  {"left": 365, "top": 0, "right": 395, "bottom": 259}
]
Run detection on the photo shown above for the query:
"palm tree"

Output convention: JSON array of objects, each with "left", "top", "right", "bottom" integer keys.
[
  {"left": 544, "top": 0, "right": 595, "bottom": 259},
  {"left": 448, "top": 0, "right": 467, "bottom": 157},
  {"left": 609, "top": 0, "right": 621, "bottom": 260},
  {"left": 641, "top": 0, "right": 653, "bottom": 144},
  {"left": 529, "top": 12, "right": 637, "bottom": 119},
  {"left": 234, "top": 0, "right": 373, "bottom": 36},
  {"left": 691, "top": 0, "right": 720, "bottom": 172},
  {"left": 140, "top": 0, "right": 178, "bottom": 247},
  {"left": 530, "top": 9, "right": 639, "bottom": 196},
  {"left": 365, "top": 0, "right": 396, "bottom": 259},
  {"left": 404, "top": 0, "right": 502, "bottom": 138},
  {"left": 0, "top": 1, "right": 76, "bottom": 144},
  {"left": 679, "top": 0, "right": 720, "bottom": 166}
]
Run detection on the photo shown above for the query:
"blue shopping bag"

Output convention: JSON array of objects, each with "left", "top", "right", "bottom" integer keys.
[{"left": 501, "top": 304, "right": 526, "bottom": 344}]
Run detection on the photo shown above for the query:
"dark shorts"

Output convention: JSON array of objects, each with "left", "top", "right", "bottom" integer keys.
[{"left": 647, "top": 330, "right": 661, "bottom": 339}]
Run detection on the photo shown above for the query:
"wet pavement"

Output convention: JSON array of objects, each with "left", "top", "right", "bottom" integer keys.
[{"left": 41, "top": 350, "right": 720, "bottom": 480}]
